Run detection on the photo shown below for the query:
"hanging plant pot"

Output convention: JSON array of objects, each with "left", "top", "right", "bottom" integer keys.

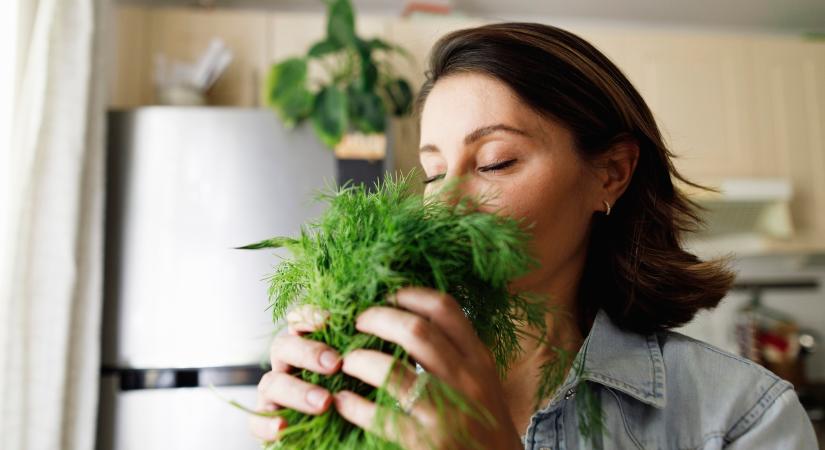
[
  {"left": 263, "top": 0, "right": 413, "bottom": 189},
  {"left": 334, "top": 131, "right": 386, "bottom": 160},
  {"left": 334, "top": 131, "right": 388, "bottom": 188}
]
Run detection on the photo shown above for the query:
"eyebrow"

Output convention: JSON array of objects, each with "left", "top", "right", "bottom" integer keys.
[{"left": 419, "top": 124, "right": 530, "bottom": 153}]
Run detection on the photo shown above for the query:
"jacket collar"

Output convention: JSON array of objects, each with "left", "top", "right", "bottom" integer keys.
[{"left": 575, "top": 309, "right": 668, "bottom": 408}]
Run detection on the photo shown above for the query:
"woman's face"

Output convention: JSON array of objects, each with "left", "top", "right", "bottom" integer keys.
[{"left": 419, "top": 73, "right": 602, "bottom": 293}]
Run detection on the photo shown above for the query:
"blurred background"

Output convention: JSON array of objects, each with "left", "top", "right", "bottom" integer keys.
[{"left": 1, "top": 0, "right": 824, "bottom": 449}]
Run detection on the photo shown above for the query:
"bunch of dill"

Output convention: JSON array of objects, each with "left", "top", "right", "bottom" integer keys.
[{"left": 241, "top": 174, "right": 574, "bottom": 449}]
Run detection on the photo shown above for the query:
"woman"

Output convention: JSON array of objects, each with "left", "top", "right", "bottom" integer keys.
[{"left": 250, "top": 23, "right": 817, "bottom": 449}]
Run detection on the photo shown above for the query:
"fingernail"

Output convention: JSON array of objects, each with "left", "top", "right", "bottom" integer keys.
[
  {"left": 307, "top": 388, "right": 328, "bottom": 408},
  {"left": 269, "top": 417, "right": 284, "bottom": 434},
  {"left": 261, "top": 403, "right": 277, "bottom": 412},
  {"left": 285, "top": 309, "right": 303, "bottom": 325},
  {"left": 319, "top": 350, "right": 339, "bottom": 369},
  {"left": 311, "top": 309, "right": 329, "bottom": 325}
]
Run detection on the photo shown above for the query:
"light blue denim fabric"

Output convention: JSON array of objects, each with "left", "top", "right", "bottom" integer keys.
[{"left": 521, "top": 310, "right": 818, "bottom": 449}]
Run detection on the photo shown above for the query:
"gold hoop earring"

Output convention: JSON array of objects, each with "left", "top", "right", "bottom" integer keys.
[{"left": 603, "top": 200, "right": 612, "bottom": 216}]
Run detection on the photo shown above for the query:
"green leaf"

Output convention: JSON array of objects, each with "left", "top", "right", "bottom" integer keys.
[
  {"left": 365, "top": 37, "right": 415, "bottom": 64},
  {"left": 366, "top": 37, "right": 410, "bottom": 57},
  {"left": 265, "top": 57, "right": 308, "bottom": 103},
  {"left": 307, "top": 38, "right": 343, "bottom": 58},
  {"left": 383, "top": 78, "right": 413, "bottom": 116},
  {"left": 235, "top": 236, "right": 298, "bottom": 250},
  {"left": 357, "top": 62, "right": 378, "bottom": 92},
  {"left": 265, "top": 57, "right": 314, "bottom": 126},
  {"left": 311, "top": 85, "right": 349, "bottom": 148},
  {"left": 365, "top": 37, "right": 392, "bottom": 51},
  {"left": 354, "top": 38, "right": 378, "bottom": 91},
  {"left": 347, "top": 85, "right": 386, "bottom": 133},
  {"left": 327, "top": 0, "right": 356, "bottom": 47},
  {"left": 277, "top": 90, "right": 314, "bottom": 128}
]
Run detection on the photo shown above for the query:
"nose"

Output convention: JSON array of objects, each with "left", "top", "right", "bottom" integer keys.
[{"left": 432, "top": 170, "right": 477, "bottom": 208}]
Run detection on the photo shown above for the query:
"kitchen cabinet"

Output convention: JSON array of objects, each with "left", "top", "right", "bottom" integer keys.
[
  {"left": 108, "top": 6, "right": 152, "bottom": 108},
  {"left": 107, "top": 7, "right": 391, "bottom": 108},
  {"left": 748, "top": 37, "right": 825, "bottom": 249},
  {"left": 107, "top": 6, "right": 268, "bottom": 108},
  {"left": 624, "top": 33, "right": 757, "bottom": 181},
  {"left": 148, "top": 8, "right": 269, "bottom": 107}
]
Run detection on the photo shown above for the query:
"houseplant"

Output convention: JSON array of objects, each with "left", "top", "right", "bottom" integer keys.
[{"left": 263, "top": 0, "right": 414, "bottom": 161}]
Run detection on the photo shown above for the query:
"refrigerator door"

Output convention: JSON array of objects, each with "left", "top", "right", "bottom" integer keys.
[
  {"left": 103, "top": 107, "right": 336, "bottom": 369},
  {"left": 98, "top": 374, "right": 262, "bottom": 450}
]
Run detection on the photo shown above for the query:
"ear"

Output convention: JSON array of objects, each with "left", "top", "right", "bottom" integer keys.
[{"left": 593, "top": 139, "right": 639, "bottom": 212}]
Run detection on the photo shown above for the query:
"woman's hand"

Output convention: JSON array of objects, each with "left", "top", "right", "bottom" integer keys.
[
  {"left": 248, "top": 305, "right": 341, "bottom": 442},
  {"left": 334, "top": 287, "right": 523, "bottom": 450}
]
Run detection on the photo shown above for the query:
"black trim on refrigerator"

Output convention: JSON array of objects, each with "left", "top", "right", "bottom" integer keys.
[{"left": 100, "top": 365, "right": 266, "bottom": 391}]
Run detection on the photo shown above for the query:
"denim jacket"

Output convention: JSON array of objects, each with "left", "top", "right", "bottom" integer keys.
[{"left": 521, "top": 310, "right": 818, "bottom": 449}]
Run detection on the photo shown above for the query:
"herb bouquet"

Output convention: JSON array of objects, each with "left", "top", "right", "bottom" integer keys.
[{"left": 241, "top": 174, "right": 560, "bottom": 449}]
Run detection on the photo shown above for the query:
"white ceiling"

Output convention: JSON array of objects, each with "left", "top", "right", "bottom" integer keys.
[{"left": 122, "top": 0, "right": 825, "bottom": 33}]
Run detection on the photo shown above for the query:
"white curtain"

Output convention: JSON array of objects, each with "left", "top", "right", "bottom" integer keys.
[{"left": 0, "top": 0, "right": 107, "bottom": 447}]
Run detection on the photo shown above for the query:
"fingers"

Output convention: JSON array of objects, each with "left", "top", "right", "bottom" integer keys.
[
  {"left": 286, "top": 305, "right": 329, "bottom": 335},
  {"left": 341, "top": 349, "right": 429, "bottom": 415},
  {"left": 270, "top": 333, "right": 341, "bottom": 375},
  {"left": 249, "top": 372, "right": 287, "bottom": 442},
  {"left": 259, "top": 371, "right": 333, "bottom": 415},
  {"left": 334, "top": 390, "right": 429, "bottom": 449},
  {"left": 355, "top": 305, "right": 463, "bottom": 382},
  {"left": 271, "top": 305, "right": 336, "bottom": 372},
  {"left": 253, "top": 305, "right": 336, "bottom": 443},
  {"left": 333, "top": 390, "right": 377, "bottom": 432},
  {"left": 248, "top": 411, "right": 286, "bottom": 442},
  {"left": 392, "top": 287, "right": 490, "bottom": 361}
]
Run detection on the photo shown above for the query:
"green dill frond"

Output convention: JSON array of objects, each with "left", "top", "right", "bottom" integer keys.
[
  {"left": 572, "top": 339, "right": 606, "bottom": 443},
  {"left": 575, "top": 381, "right": 606, "bottom": 443},
  {"left": 533, "top": 347, "right": 573, "bottom": 412}
]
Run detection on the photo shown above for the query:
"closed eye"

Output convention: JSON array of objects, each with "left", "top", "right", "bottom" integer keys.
[
  {"left": 423, "top": 159, "right": 518, "bottom": 184},
  {"left": 422, "top": 173, "right": 445, "bottom": 185},
  {"left": 479, "top": 159, "right": 517, "bottom": 172}
]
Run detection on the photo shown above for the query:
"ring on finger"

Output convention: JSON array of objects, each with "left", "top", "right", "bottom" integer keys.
[{"left": 399, "top": 372, "right": 430, "bottom": 415}]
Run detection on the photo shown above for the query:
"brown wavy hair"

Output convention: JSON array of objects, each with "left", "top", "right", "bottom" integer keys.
[{"left": 414, "top": 22, "right": 735, "bottom": 334}]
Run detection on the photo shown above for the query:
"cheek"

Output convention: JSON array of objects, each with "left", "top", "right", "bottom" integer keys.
[
  {"left": 493, "top": 163, "right": 593, "bottom": 265},
  {"left": 485, "top": 161, "right": 586, "bottom": 222}
]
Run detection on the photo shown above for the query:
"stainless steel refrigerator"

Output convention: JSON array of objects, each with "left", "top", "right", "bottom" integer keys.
[{"left": 98, "top": 107, "right": 346, "bottom": 449}]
